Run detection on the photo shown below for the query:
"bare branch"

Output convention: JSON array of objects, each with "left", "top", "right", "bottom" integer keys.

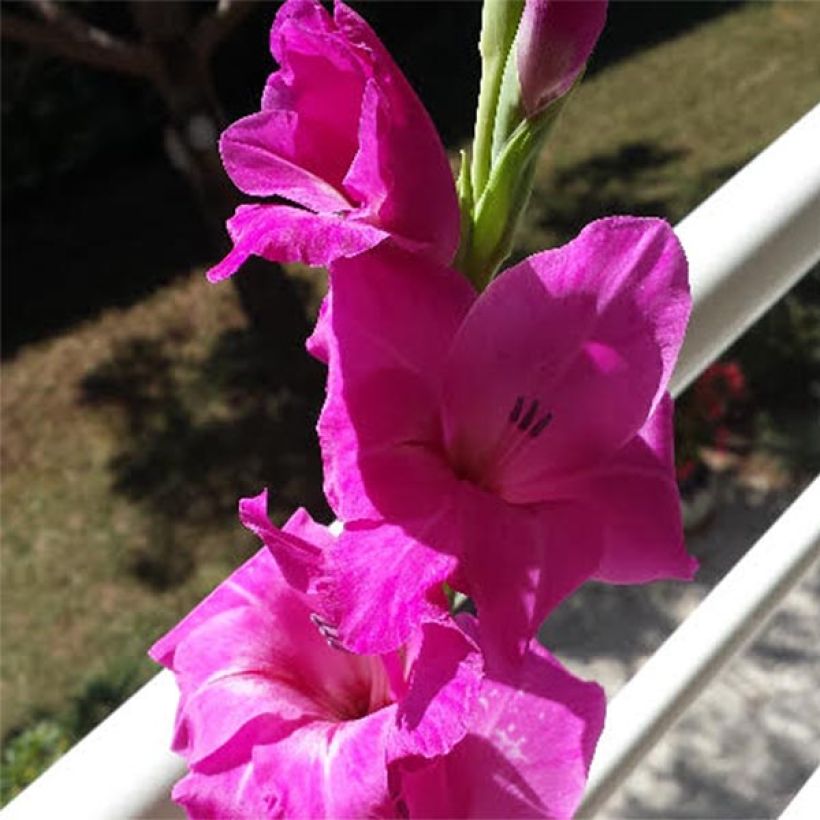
[
  {"left": 195, "top": 0, "right": 258, "bottom": 61},
  {"left": 2, "top": 2, "right": 151, "bottom": 77}
]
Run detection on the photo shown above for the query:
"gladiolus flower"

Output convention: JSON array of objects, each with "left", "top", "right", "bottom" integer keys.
[
  {"left": 517, "top": 0, "right": 608, "bottom": 117},
  {"left": 207, "top": 0, "right": 459, "bottom": 283},
  {"left": 312, "top": 217, "right": 697, "bottom": 662},
  {"left": 151, "top": 493, "right": 605, "bottom": 818},
  {"left": 150, "top": 500, "right": 482, "bottom": 817}
]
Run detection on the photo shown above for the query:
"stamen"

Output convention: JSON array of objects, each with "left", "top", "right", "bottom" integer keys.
[
  {"left": 466, "top": 394, "right": 555, "bottom": 491},
  {"left": 518, "top": 399, "right": 539, "bottom": 431},
  {"left": 529, "top": 412, "right": 553, "bottom": 438},
  {"left": 509, "top": 396, "right": 524, "bottom": 424},
  {"left": 310, "top": 612, "right": 349, "bottom": 651}
]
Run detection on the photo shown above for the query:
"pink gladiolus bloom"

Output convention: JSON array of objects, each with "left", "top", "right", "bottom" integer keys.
[
  {"left": 207, "top": 0, "right": 459, "bottom": 283},
  {"left": 312, "top": 216, "right": 697, "bottom": 662},
  {"left": 150, "top": 499, "right": 482, "bottom": 817},
  {"left": 517, "top": 0, "right": 608, "bottom": 117},
  {"left": 151, "top": 493, "right": 606, "bottom": 818}
]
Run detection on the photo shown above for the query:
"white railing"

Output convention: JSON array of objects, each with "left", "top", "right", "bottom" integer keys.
[{"left": 4, "top": 104, "right": 820, "bottom": 820}]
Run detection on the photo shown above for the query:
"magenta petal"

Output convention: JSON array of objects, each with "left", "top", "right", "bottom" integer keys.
[
  {"left": 332, "top": 2, "right": 460, "bottom": 263},
  {"left": 263, "top": 0, "right": 365, "bottom": 188},
  {"left": 583, "top": 394, "right": 698, "bottom": 583},
  {"left": 441, "top": 216, "right": 690, "bottom": 502},
  {"left": 328, "top": 519, "right": 457, "bottom": 655},
  {"left": 169, "top": 606, "right": 315, "bottom": 765},
  {"left": 389, "top": 619, "right": 483, "bottom": 761},
  {"left": 172, "top": 760, "right": 268, "bottom": 819},
  {"left": 318, "top": 246, "right": 474, "bottom": 520},
  {"left": 457, "top": 483, "right": 604, "bottom": 663},
  {"left": 221, "top": 110, "right": 354, "bottom": 212},
  {"left": 238, "top": 490, "right": 328, "bottom": 599},
  {"left": 148, "top": 547, "right": 275, "bottom": 670},
  {"left": 401, "top": 637, "right": 606, "bottom": 819},
  {"left": 252, "top": 710, "right": 397, "bottom": 818},
  {"left": 205, "top": 204, "right": 389, "bottom": 282}
]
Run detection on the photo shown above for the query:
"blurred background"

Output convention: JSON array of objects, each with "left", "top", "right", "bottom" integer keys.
[{"left": 2, "top": 0, "right": 819, "bottom": 813}]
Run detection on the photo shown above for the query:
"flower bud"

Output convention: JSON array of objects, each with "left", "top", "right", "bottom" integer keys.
[{"left": 517, "top": 0, "right": 607, "bottom": 117}]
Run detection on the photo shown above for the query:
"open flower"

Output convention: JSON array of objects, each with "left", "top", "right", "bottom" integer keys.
[
  {"left": 312, "top": 216, "right": 697, "bottom": 662},
  {"left": 207, "top": 0, "right": 459, "bottom": 283},
  {"left": 151, "top": 493, "right": 605, "bottom": 818},
  {"left": 150, "top": 499, "right": 482, "bottom": 818}
]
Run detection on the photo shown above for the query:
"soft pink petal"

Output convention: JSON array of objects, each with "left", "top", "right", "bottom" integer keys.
[
  {"left": 389, "top": 618, "right": 483, "bottom": 761},
  {"left": 456, "top": 482, "right": 604, "bottom": 664},
  {"left": 327, "top": 518, "right": 457, "bottom": 656},
  {"left": 342, "top": 78, "right": 388, "bottom": 219},
  {"left": 306, "top": 294, "right": 331, "bottom": 364},
  {"left": 148, "top": 548, "right": 277, "bottom": 670},
  {"left": 205, "top": 204, "right": 389, "bottom": 282},
  {"left": 172, "top": 759, "right": 268, "bottom": 820},
  {"left": 263, "top": 0, "right": 364, "bottom": 188},
  {"left": 252, "top": 709, "right": 398, "bottom": 818},
  {"left": 441, "top": 217, "right": 690, "bottom": 504},
  {"left": 220, "top": 110, "right": 354, "bottom": 212},
  {"left": 578, "top": 394, "right": 698, "bottom": 583},
  {"left": 518, "top": 0, "right": 608, "bottom": 116},
  {"left": 401, "top": 636, "right": 606, "bottom": 819},
  {"left": 332, "top": 2, "right": 460, "bottom": 263},
  {"left": 318, "top": 245, "right": 475, "bottom": 520},
  {"left": 238, "top": 490, "right": 328, "bottom": 599},
  {"left": 169, "top": 606, "right": 316, "bottom": 765}
]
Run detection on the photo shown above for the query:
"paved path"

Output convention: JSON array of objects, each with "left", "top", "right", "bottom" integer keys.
[{"left": 540, "top": 478, "right": 819, "bottom": 818}]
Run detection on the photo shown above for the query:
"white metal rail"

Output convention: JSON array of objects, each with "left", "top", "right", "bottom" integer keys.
[
  {"left": 577, "top": 477, "right": 820, "bottom": 817},
  {"left": 4, "top": 104, "right": 820, "bottom": 820}
]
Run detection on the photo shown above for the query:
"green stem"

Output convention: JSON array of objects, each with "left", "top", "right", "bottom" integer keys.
[{"left": 470, "top": 0, "right": 524, "bottom": 200}]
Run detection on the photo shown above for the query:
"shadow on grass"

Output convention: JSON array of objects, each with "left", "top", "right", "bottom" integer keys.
[
  {"left": 79, "top": 328, "right": 330, "bottom": 591},
  {"left": 530, "top": 140, "right": 747, "bottom": 249}
]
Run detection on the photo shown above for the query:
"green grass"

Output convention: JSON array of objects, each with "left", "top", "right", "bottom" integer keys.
[
  {"left": 2, "top": 0, "right": 820, "bottom": 802},
  {"left": 524, "top": 0, "right": 820, "bottom": 252}
]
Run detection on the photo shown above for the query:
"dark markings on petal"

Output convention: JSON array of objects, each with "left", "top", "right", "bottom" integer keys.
[
  {"left": 509, "top": 395, "right": 525, "bottom": 424},
  {"left": 529, "top": 412, "right": 553, "bottom": 438},
  {"left": 518, "top": 398, "right": 539, "bottom": 431}
]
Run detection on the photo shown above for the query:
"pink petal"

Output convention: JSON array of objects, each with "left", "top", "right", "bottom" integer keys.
[
  {"left": 332, "top": 2, "right": 460, "bottom": 264},
  {"left": 251, "top": 709, "right": 398, "bottom": 818},
  {"left": 169, "top": 606, "right": 317, "bottom": 765},
  {"left": 148, "top": 547, "right": 277, "bottom": 670},
  {"left": 389, "top": 619, "right": 483, "bottom": 761},
  {"left": 518, "top": 0, "right": 608, "bottom": 117},
  {"left": 327, "top": 518, "right": 457, "bottom": 656},
  {"left": 401, "top": 636, "right": 606, "bottom": 819},
  {"left": 220, "top": 110, "right": 355, "bottom": 212},
  {"left": 441, "top": 217, "right": 690, "bottom": 505},
  {"left": 578, "top": 394, "right": 699, "bottom": 583},
  {"left": 456, "top": 482, "right": 604, "bottom": 663},
  {"left": 263, "top": 0, "right": 365, "bottom": 188},
  {"left": 238, "top": 490, "right": 329, "bottom": 599},
  {"left": 317, "top": 246, "right": 475, "bottom": 521},
  {"left": 172, "top": 759, "right": 268, "bottom": 819},
  {"left": 205, "top": 204, "right": 389, "bottom": 282}
]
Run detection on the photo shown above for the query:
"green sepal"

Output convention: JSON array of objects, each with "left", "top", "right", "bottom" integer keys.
[{"left": 455, "top": 149, "right": 475, "bottom": 275}]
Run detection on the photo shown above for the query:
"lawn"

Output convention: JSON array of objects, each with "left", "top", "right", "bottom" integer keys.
[{"left": 2, "top": 0, "right": 819, "bottom": 803}]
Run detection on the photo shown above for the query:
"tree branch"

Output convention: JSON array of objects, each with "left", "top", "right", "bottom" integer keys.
[
  {"left": 194, "top": 0, "right": 258, "bottom": 61},
  {"left": 1, "top": 2, "right": 151, "bottom": 77}
]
